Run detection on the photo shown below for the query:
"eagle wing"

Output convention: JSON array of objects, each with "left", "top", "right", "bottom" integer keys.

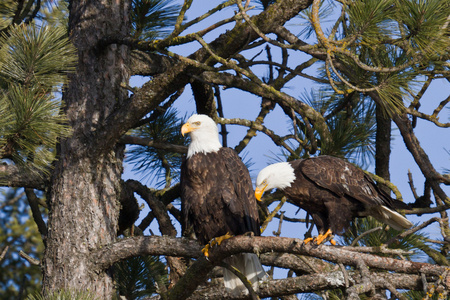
[
  {"left": 299, "top": 156, "right": 385, "bottom": 207},
  {"left": 220, "top": 147, "right": 261, "bottom": 237}
]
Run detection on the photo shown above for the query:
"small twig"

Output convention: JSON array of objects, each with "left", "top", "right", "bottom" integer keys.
[
  {"left": 273, "top": 211, "right": 284, "bottom": 237},
  {"left": 214, "top": 85, "right": 228, "bottom": 148},
  {"left": 0, "top": 191, "right": 24, "bottom": 210},
  {"left": 339, "top": 263, "right": 349, "bottom": 288},
  {"left": 364, "top": 171, "right": 404, "bottom": 202},
  {"left": 273, "top": 214, "right": 307, "bottom": 223},
  {"left": 407, "top": 169, "right": 419, "bottom": 200},
  {"left": 350, "top": 226, "right": 383, "bottom": 247},
  {"left": 19, "top": 250, "right": 40, "bottom": 266},
  {"left": 0, "top": 245, "right": 9, "bottom": 262},
  {"left": 260, "top": 197, "right": 287, "bottom": 234}
]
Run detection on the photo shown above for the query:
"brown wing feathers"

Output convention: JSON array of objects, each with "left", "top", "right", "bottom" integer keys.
[{"left": 284, "top": 156, "right": 411, "bottom": 235}]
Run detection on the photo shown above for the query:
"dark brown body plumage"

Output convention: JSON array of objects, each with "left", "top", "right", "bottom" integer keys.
[
  {"left": 180, "top": 147, "right": 260, "bottom": 244},
  {"left": 284, "top": 156, "right": 410, "bottom": 235}
]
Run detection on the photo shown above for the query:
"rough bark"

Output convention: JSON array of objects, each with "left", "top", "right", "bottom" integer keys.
[
  {"left": 0, "top": 164, "right": 45, "bottom": 189},
  {"left": 41, "top": 0, "right": 130, "bottom": 297}
]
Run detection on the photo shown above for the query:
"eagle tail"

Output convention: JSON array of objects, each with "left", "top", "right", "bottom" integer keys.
[
  {"left": 223, "top": 253, "right": 267, "bottom": 295},
  {"left": 374, "top": 205, "right": 413, "bottom": 230}
]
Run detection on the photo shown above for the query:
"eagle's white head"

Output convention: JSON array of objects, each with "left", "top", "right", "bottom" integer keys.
[
  {"left": 181, "top": 114, "right": 222, "bottom": 158},
  {"left": 255, "top": 162, "right": 296, "bottom": 200}
]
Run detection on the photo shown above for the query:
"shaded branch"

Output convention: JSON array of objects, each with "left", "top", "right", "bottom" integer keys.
[
  {"left": 0, "top": 164, "right": 46, "bottom": 189},
  {"left": 190, "top": 271, "right": 434, "bottom": 299},
  {"left": 119, "top": 135, "right": 187, "bottom": 154},
  {"left": 24, "top": 188, "right": 48, "bottom": 240}
]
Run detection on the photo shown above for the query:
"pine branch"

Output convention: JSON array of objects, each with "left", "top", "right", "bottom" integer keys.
[
  {"left": 0, "top": 163, "right": 46, "bottom": 189},
  {"left": 120, "top": 135, "right": 187, "bottom": 154}
]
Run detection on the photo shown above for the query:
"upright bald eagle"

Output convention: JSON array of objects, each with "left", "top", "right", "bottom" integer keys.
[
  {"left": 180, "top": 114, "right": 267, "bottom": 294},
  {"left": 255, "top": 156, "right": 412, "bottom": 244}
]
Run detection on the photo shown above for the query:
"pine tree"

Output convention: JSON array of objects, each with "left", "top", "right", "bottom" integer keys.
[{"left": 0, "top": 0, "right": 449, "bottom": 299}]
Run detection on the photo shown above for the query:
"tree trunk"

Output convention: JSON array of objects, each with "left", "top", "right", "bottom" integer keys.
[{"left": 42, "top": 0, "right": 130, "bottom": 297}]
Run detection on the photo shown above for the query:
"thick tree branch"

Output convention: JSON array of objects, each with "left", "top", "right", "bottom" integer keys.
[
  {"left": 0, "top": 164, "right": 46, "bottom": 189},
  {"left": 190, "top": 271, "right": 429, "bottom": 299},
  {"left": 130, "top": 50, "right": 177, "bottom": 76},
  {"left": 93, "top": 235, "right": 450, "bottom": 280},
  {"left": 91, "top": 235, "right": 450, "bottom": 299}
]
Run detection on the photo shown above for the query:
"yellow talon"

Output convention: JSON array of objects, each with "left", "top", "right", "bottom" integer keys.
[
  {"left": 201, "top": 244, "right": 211, "bottom": 257},
  {"left": 303, "top": 229, "right": 336, "bottom": 245},
  {"left": 201, "top": 232, "right": 234, "bottom": 258},
  {"left": 213, "top": 232, "right": 233, "bottom": 246},
  {"left": 315, "top": 229, "right": 333, "bottom": 245},
  {"left": 304, "top": 237, "right": 313, "bottom": 244}
]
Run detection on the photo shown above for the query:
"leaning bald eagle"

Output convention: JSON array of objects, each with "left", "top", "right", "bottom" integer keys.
[
  {"left": 255, "top": 156, "right": 412, "bottom": 244},
  {"left": 180, "top": 114, "right": 267, "bottom": 294}
]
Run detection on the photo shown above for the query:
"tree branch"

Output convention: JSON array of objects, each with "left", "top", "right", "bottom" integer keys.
[
  {"left": 91, "top": 235, "right": 450, "bottom": 299},
  {"left": 93, "top": 235, "right": 450, "bottom": 279},
  {"left": 0, "top": 163, "right": 46, "bottom": 189},
  {"left": 24, "top": 188, "right": 48, "bottom": 241},
  {"left": 119, "top": 135, "right": 187, "bottom": 154}
]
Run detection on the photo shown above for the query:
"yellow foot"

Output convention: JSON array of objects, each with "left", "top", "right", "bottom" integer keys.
[
  {"left": 201, "top": 232, "right": 234, "bottom": 257},
  {"left": 303, "top": 229, "right": 336, "bottom": 245},
  {"left": 304, "top": 237, "right": 314, "bottom": 244},
  {"left": 210, "top": 232, "right": 234, "bottom": 247},
  {"left": 315, "top": 229, "right": 333, "bottom": 245},
  {"left": 201, "top": 244, "right": 211, "bottom": 257}
]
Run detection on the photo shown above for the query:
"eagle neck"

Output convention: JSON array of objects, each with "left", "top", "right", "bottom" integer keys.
[
  {"left": 186, "top": 135, "right": 222, "bottom": 159},
  {"left": 272, "top": 162, "right": 296, "bottom": 190}
]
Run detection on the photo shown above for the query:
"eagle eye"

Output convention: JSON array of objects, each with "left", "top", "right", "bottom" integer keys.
[{"left": 192, "top": 121, "right": 201, "bottom": 126}]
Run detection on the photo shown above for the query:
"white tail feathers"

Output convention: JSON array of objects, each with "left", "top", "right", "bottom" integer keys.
[
  {"left": 223, "top": 253, "right": 268, "bottom": 295},
  {"left": 373, "top": 206, "right": 413, "bottom": 230}
]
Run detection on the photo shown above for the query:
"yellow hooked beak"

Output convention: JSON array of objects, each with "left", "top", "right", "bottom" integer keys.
[
  {"left": 181, "top": 122, "right": 193, "bottom": 136},
  {"left": 255, "top": 185, "right": 267, "bottom": 201}
]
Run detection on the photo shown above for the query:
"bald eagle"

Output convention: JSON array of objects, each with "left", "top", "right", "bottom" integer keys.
[
  {"left": 255, "top": 156, "right": 412, "bottom": 244},
  {"left": 180, "top": 114, "right": 267, "bottom": 294}
]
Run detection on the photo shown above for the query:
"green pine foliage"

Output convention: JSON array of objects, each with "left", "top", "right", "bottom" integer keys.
[
  {"left": 302, "top": 0, "right": 450, "bottom": 117},
  {"left": 126, "top": 108, "right": 187, "bottom": 187},
  {"left": 294, "top": 89, "right": 376, "bottom": 167},
  {"left": 339, "top": 217, "right": 426, "bottom": 261},
  {"left": 131, "top": 0, "right": 181, "bottom": 40},
  {"left": 0, "top": 23, "right": 76, "bottom": 177},
  {"left": 113, "top": 255, "right": 168, "bottom": 300},
  {"left": 0, "top": 1, "right": 17, "bottom": 31}
]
